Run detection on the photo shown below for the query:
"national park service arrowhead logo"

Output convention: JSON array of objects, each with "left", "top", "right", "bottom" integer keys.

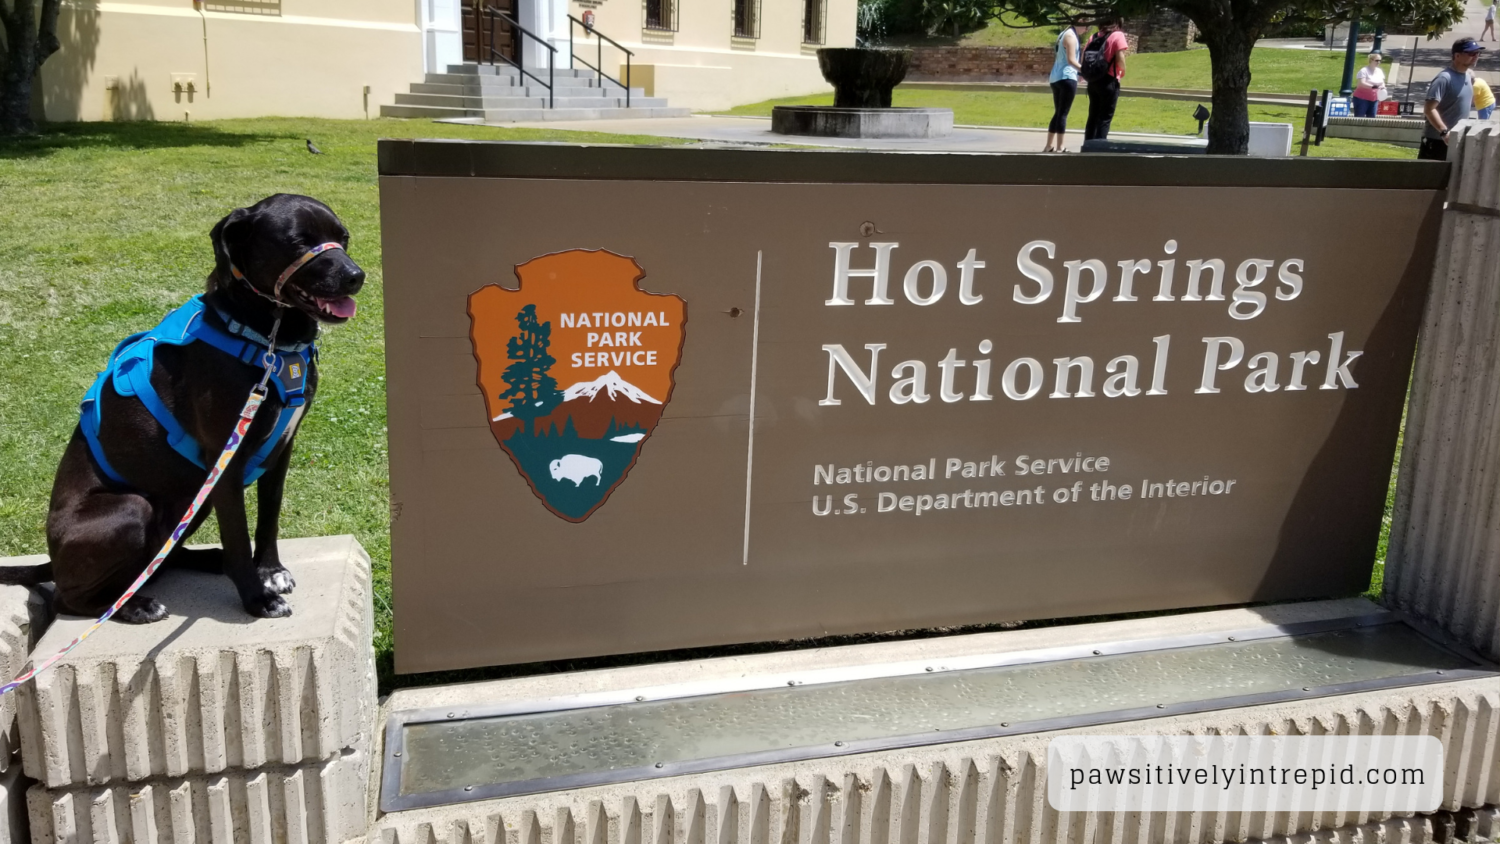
[{"left": 467, "top": 249, "right": 687, "bottom": 522}]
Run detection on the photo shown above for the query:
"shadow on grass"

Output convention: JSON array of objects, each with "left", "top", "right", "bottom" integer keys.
[{"left": 0, "top": 121, "right": 293, "bottom": 160}]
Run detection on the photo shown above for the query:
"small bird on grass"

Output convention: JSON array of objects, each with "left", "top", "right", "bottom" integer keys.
[{"left": 306, "top": 139, "right": 324, "bottom": 155}]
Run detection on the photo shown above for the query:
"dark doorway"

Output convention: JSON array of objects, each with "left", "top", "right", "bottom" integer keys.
[{"left": 463, "top": 0, "right": 518, "bottom": 63}]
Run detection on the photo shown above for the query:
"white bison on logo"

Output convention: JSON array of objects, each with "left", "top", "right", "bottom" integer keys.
[{"left": 550, "top": 454, "right": 603, "bottom": 486}]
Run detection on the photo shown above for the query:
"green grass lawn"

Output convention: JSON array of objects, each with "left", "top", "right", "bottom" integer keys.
[
  {"left": 1127, "top": 47, "right": 1389, "bottom": 94},
  {"left": 724, "top": 89, "right": 1412, "bottom": 158},
  {"left": 957, "top": 13, "right": 1061, "bottom": 47},
  {"left": 0, "top": 118, "right": 690, "bottom": 687}
]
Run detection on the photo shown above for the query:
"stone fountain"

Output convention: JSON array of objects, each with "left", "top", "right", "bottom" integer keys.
[{"left": 772, "top": 48, "right": 954, "bottom": 139}]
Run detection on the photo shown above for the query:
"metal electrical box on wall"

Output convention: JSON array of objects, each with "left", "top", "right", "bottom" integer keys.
[{"left": 378, "top": 141, "right": 1444, "bottom": 675}]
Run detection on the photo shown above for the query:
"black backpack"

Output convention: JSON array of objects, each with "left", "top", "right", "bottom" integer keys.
[{"left": 1079, "top": 31, "right": 1112, "bottom": 82}]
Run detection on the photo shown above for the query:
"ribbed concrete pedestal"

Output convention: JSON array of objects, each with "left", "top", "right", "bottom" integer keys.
[
  {"left": 11, "top": 536, "right": 377, "bottom": 844},
  {"left": 1388, "top": 121, "right": 1500, "bottom": 664},
  {"left": 27, "top": 749, "right": 368, "bottom": 844},
  {"left": 370, "top": 599, "right": 1499, "bottom": 844},
  {"left": 0, "top": 559, "right": 52, "bottom": 844},
  {"left": 0, "top": 559, "right": 49, "bottom": 775}
]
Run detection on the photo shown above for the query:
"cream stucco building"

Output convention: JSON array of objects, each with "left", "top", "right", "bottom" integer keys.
[
  {"left": 562, "top": 0, "right": 855, "bottom": 110},
  {"left": 38, "top": 0, "right": 423, "bottom": 122},
  {"left": 36, "top": 0, "right": 850, "bottom": 123}
]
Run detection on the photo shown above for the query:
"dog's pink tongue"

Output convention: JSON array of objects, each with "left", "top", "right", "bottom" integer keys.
[{"left": 320, "top": 296, "right": 357, "bottom": 318}]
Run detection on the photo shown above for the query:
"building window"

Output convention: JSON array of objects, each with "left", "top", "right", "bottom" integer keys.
[
  {"left": 801, "top": 0, "right": 825, "bottom": 43},
  {"left": 733, "top": 0, "right": 760, "bottom": 38},
  {"left": 203, "top": 0, "right": 280, "bottom": 13},
  {"left": 644, "top": 0, "right": 677, "bottom": 31}
]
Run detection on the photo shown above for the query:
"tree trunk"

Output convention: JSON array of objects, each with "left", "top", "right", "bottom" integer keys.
[
  {"left": 0, "top": 0, "right": 61, "bottom": 136},
  {"left": 1202, "top": 28, "right": 1256, "bottom": 155}
]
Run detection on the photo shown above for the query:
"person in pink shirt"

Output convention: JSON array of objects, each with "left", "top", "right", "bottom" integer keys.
[
  {"left": 1352, "top": 52, "right": 1386, "bottom": 117},
  {"left": 1083, "top": 19, "right": 1129, "bottom": 140}
]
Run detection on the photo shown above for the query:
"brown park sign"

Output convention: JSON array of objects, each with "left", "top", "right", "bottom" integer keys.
[{"left": 379, "top": 142, "right": 1446, "bottom": 674}]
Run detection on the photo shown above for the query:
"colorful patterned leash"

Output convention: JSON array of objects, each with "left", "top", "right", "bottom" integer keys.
[{"left": 0, "top": 316, "right": 284, "bottom": 697}]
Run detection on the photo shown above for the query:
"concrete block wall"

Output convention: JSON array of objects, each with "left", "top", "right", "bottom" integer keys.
[
  {"left": 9, "top": 536, "right": 377, "bottom": 844},
  {"left": 1387, "top": 122, "right": 1500, "bottom": 663}
]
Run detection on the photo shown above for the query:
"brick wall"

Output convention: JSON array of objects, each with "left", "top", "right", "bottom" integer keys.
[
  {"left": 906, "top": 46, "right": 1055, "bottom": 82},
  {"left": 907, "top": 35, "right": 1141, "bottom": 82}
]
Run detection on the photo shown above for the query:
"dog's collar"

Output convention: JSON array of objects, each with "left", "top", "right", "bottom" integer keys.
[
  {"left": 229, "top": 242, "right": 345, "bottom": 306},
  {"left": 207, "top": 301, "right": 315, "bottom": 353}
]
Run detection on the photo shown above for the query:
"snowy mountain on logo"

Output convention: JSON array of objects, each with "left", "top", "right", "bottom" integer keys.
[
  {"left": 562, "top": 371, "right": 662, "bottom": 406},
  {"left": 492, "top": 371, "right": 666, "bottom": 440}
]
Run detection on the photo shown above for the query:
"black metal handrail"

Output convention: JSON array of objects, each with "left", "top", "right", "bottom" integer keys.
[
  {"left": 568, "top": 14, "right": 633, "bottom": 108},
  {"left": 477, "top": 2, "right": 556, "bottom": 108}
]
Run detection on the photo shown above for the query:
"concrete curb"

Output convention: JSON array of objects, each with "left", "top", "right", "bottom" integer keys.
[
  {"left": 13, "top": 536, "right": 375, "bottom": 789},
  {"left": 27, "top": 749, "right": 369, "bottom": 844}
]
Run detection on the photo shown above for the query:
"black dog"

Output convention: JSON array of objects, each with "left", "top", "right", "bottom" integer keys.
[{"left": 1, "top": 195, "right": 364, "bottom": 623}]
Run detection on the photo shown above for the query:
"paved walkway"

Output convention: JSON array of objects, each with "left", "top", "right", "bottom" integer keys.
[{"left": 489, "top": 114, "right": 1207, "bottom": 152}]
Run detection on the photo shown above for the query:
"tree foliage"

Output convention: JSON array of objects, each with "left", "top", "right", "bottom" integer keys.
[
  {"left": 922, "top": 0, "right": 992, "bottom": 36},
  {"left": 0, "top": 0, "right": 62, "bottom": 135},
  {"left": 500, "top": 304, "right": 563, "bottom": 436}
]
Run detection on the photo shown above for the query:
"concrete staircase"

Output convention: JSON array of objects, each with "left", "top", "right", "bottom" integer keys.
[{"left": 382, "top": 63, "right": 691, "bottom": 122}]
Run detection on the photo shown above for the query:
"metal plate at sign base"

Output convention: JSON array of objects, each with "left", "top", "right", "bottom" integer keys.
[{"left": 467, "top": 249, "right": 687, "bottom": 522}]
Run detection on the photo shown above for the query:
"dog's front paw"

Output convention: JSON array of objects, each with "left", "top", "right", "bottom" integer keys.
[
  {"left": 260, "top": 566, "right": 297, "bottom": 595},
  {"left": 244, "top": 592, "right": 293, "bottom": 619},
  {"left": 115, "top": 595, "right": 169, "bottom": 624}
]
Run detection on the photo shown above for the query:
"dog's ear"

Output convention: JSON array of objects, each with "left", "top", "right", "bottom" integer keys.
[{"left": 209, "top": 207, "right": 252, "bottom": 284}]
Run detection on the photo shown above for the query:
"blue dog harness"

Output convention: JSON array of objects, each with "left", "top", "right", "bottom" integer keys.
[{"left": 80, "top": 295, "right": 314, "bottom": 488}]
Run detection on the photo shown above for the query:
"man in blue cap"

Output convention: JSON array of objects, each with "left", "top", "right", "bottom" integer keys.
[{"left": 1420, "top": 37, "right": 1485, "bottom": 160}]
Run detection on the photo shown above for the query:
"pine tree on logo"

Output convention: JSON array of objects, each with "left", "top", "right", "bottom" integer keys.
[{"left": 499, "top": 304, "right": 562, "bottom": 436}]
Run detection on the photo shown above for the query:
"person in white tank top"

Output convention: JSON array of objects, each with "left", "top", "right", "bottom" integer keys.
[{"left": 1044, "top": 19, "right": 1087, "bottom": 151}]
